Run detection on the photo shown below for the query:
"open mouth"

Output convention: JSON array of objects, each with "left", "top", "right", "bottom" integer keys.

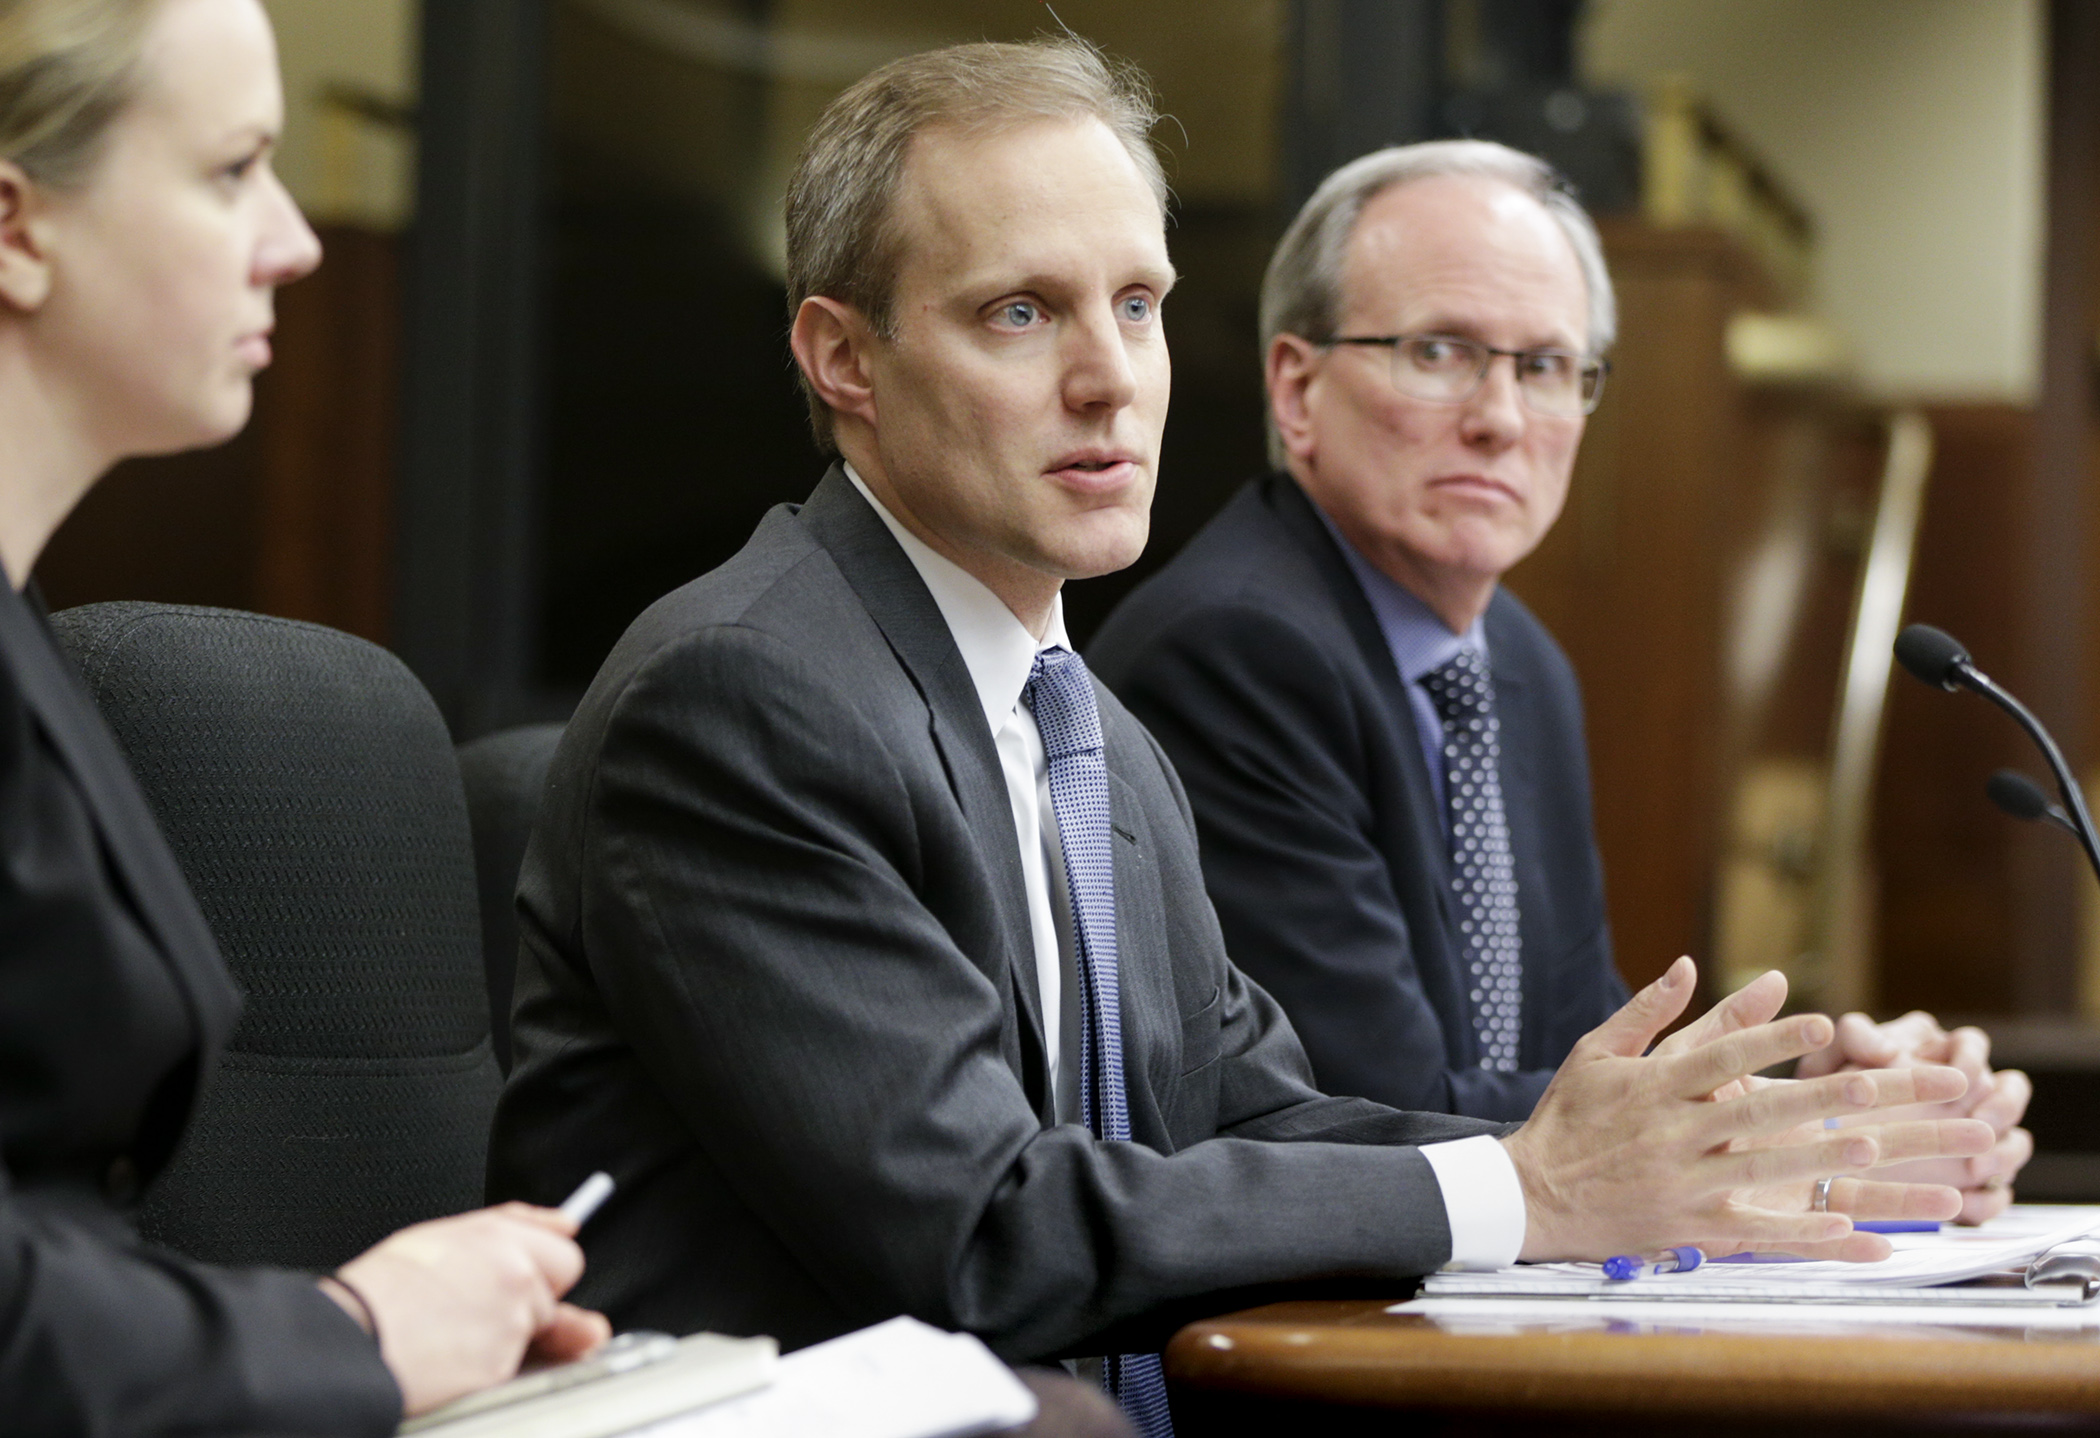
[
  {"left": 1049, "top": 451, "right": 1138, "bottom": 473},
  {"left": 1047, "top": 457, "right": 1139, "bottom": 492}
]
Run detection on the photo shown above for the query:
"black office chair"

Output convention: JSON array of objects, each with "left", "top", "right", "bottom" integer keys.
[
  {"left": 457, "top": 723, "right": 565, "bottom": 1074},
  {"left": 51, "top": 602, "right": 500, "bottom": 1272}
]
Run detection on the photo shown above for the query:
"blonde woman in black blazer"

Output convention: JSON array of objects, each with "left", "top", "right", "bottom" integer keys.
[{"left": 0, "top": 1, "right": 608, "bottom": 1431}]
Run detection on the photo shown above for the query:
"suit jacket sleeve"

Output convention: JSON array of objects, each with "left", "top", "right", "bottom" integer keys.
[
  {"left": 0, "top": 1219, "right": 398, "bottom": 1437},
  {"left": 570, "top": 623, "right": 1498, "bottom": 1359},
  {"left": 1103, "top": 599, "right": 1560, "bottom": 1121},
  {"left": 0, "top": 610, "right": 400, "bottom": 1438}
]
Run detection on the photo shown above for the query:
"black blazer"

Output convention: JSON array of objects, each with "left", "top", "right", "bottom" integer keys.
[
  {"left": 489, "top": 467, "right": 1501, "bottom": 1362},
  {"left": 1088, "top": 475, "right": 1626, "bottom": 1122},
  {"left": 0, "top": 583, "right": 397, "bottom": 1437}
]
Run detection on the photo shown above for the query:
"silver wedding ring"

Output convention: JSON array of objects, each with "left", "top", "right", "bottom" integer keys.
[{"left": 1812, "top": 1176, "right": 1834, "bottom": 1213}]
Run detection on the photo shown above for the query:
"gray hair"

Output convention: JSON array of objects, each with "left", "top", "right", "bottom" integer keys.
[
  {"left": 784, "top": 37, "right": 1166, "bottom": 453},
  {"left": 1259, "top": 139, "right": 1616, "bottom": 468}
]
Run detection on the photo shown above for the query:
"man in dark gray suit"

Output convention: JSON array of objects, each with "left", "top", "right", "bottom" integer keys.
[
  {"left": 1088, "top": 142, "right": 2033, "bottom": 1212},
  {"left": 488, "top": 41, "right": 1988, "bottom": 1436}
]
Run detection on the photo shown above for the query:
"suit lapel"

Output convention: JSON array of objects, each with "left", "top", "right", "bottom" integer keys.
[
  {"left": 1266, "top": 476, "right": 1473, "bottom": 1061},
  {"left": 795, "top": 468, "right": 1051, "bottom": 1100},
  {"left": 1268, "top": 480, "right": 1451, "bottom": 873},
  {"left": 0, "top": 585, "right": 238, "bottom": 1053}
]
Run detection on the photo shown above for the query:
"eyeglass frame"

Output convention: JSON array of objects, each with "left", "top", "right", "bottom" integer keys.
[{"left": 1323, "top": 332, "right": 1611, "bottom": 417}]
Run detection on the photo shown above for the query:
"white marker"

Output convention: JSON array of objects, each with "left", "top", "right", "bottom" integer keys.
[{"left": 558, "top": 1170, "right": 615, "bottom": 1228}]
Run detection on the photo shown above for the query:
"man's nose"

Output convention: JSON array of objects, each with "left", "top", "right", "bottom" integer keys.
[
  {"left": 1062, "top": 305, "right": 1139, "bottom": 412},
  {"left": 1460, "top": 352, "right": 1526, "bottom": 446}
]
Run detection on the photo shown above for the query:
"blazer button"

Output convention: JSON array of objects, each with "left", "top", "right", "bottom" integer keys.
[{"left": 103, "top": 1156, "right": 140, "bottom": 1205}]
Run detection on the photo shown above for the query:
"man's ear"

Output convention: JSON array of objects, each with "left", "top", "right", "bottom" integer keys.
[
  {"left": 1266, "top": 332, "right": 1323, "bottom": 465},
  {"left": 790, "top": 294, "right": 879, "bottom": 435},
  {"left": 0, "top": 160, "right": 55, "bottom": 314}
]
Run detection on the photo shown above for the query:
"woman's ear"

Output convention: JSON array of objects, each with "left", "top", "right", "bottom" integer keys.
[
  {"left": 790, "top": 294, "right": 880, "bottom": 436},
  {"left": 0, "top": 161, "right": 55, "bottom": 313}
]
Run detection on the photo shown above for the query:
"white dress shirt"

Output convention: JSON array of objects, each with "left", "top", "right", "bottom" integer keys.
[{"left": 843, "top": 466, "right": 1525, "bottom": 1268}]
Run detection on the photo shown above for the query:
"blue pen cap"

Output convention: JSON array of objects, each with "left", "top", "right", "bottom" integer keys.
[{"left": 1604, "top": 1246, "right": 1704, "bottom": 1281}]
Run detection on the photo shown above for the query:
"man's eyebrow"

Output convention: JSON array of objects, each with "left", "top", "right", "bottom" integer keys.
[
  {"left": 962, "top": 264, "right": 1178, "bottom": 303},
  {"left": 1411, "top": 316, "right": 1579, "bottom": 348}
]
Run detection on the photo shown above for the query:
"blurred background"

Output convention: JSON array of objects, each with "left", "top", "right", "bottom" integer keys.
[{"left": 42, "top": 1, "right": 2100, "bottom": 1180}]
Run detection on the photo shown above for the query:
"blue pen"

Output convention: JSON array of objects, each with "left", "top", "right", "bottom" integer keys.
[
  {"left": 1602, "top": 1245, "right": 1704, "bottom": 1281},
  {"left": 1707, "top": 1226, "right": 1939, "bottom": 1264}
]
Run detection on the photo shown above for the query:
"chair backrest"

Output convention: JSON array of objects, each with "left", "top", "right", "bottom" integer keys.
[
  {"left": 456, "top": 723, "right": 566, "bottom": 1074},
  {"left": 51, "top": 602, "right": 499, "bottom": 1272}
]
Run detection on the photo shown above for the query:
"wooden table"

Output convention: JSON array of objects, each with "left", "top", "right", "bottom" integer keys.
[{"left": 1166, "top": 1299, "right": 2100, "bottom": 1435}]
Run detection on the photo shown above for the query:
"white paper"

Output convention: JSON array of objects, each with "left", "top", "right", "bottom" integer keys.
[
  {"left": 1419, "top": 1204, "right": 2100, "bottom": 1301},
  {"left": 633, "top": 1317, "right": 1038, "bottom": 1438},
  {"left": 1391, "top": 1294, "right": 2100, "bottom": 1331}
]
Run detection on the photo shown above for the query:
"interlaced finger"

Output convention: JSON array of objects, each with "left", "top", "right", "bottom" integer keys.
[
  {"left": 1682, "top": 1205, "right": 1854, "bottom": 1250},
  {"left": 1715, "top": 1227, "right": 1896, "bottom": 1264},
  {"left": 1845, "top": 1116, "right": 1995, "bottom": 1167},
  {"left": 1576, "top": 955, "right": 1698, "bottom": 1061},
  {"left": 1653, "top": 970, "right": 1787, "bottom": 1059},
  {"left": 1702, "top": 1066, "right": 1971, "bottom": 1142},
  {"left": 1709, "top": 1130, "right": 1879, "bottom": 1189},
  {"left": 1942, "top": 1025, "right": 1991, "bottom": 1076},
  {"left": 1970, "top": 1069, "right": 2031, "bottom": 1134},
  {"left": 1827, "top": 1175, "right": 1965, "bottom": 1221},
  {"left": 1661, "top": 1013, "right": 1834, "bottom": 1100},
  {"left": 1969, "top": 1126, "right": 2034, "bottom": 1186}
]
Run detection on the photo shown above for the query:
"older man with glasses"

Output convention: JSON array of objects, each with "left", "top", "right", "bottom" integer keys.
[{"left": 1089, "top": 140, "right": 2031, "bottom": 1220}]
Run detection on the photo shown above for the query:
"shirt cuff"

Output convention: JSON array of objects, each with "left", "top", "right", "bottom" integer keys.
[{"left": 1421, "top": 1133, "right": 1526, "bottom": 1270}]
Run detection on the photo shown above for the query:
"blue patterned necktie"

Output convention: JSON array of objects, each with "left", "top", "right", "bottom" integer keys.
[
  {"left": 1022, "top": 646, "right": 1174, "bottom": 1438},
  {"left": 1422, "top": 647, "right": 1522, "bottom": 1071}
]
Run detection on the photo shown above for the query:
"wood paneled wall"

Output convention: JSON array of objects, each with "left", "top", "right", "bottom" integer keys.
[
  {"left": 1504, "top": 220, "right": 1777, "bottom": 994},
  {"left": 35, "top": 226, "right": 400, "bottom": 645},
  {"left": 1505, "top": 222, "right": 2066, "bottom": 1022},
  {"left": 1875, "top": 405, "right": 2037, "bottom": 1017}
]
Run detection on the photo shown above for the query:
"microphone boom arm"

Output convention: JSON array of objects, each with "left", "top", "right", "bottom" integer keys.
[{"left": 1954, "top": 661, "right": 2100, "bottom": 886}]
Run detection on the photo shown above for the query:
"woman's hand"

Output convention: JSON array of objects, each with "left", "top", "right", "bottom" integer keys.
[{"left": 321, "top": 1203, "right": 613, "bottom": 1416}]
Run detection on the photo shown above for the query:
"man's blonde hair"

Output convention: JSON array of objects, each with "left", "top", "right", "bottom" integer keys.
[
  {"left": 784, "top": 37, "right": 1166, "bottom": 452},
  {"left": 0, "top": 0, "right": 155, "bottom": 186}
]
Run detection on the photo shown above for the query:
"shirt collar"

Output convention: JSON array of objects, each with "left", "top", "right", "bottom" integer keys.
[
  {"left": 1309, "top": 498, "right": 1487, "bottom": 684},
  {"left": 844, "top": 463, "right": 1069, "bottom": 737}
]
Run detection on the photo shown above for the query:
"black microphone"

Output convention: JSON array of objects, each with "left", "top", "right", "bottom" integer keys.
[
  {"left": 1987, "top": 768, "right": 2080, "bottom": 837},
  {"left": 1893, "top": 624, "right": 1971, "bottom": 691},
  {"left": 1895, "top": 623, "right": 2100, "bottom": 887}
]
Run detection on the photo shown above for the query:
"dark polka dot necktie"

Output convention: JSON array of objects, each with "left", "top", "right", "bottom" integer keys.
[
  {"left": 1422, "top": 647, "right": 1522, "bottom": 1072},
  {"left": 1023, "top": 645, "right": 1174, "bottom": 1438}
]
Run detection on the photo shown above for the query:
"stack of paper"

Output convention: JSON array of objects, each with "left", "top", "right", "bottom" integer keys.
[
  {"left": 401, "top": 1317, "right": 1036, "bottom": 1438},
  {"left": 400, "top": 1332, "right": 779, "bottom": 1438},
  {"left": 1394, "top": 1204, "right": 2100, "bottom": 1330},
  {"left": 1421, "top": 1204, "right": 2100, "bottom": 1301},
  {"left": 638, "top": 1317, "right": 1038, "bottom": 1438}
]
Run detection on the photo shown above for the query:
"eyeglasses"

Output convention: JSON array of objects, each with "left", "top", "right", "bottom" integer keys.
[{"left": 1325, "top": 333, "right": 1609, "bottom": 417}]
